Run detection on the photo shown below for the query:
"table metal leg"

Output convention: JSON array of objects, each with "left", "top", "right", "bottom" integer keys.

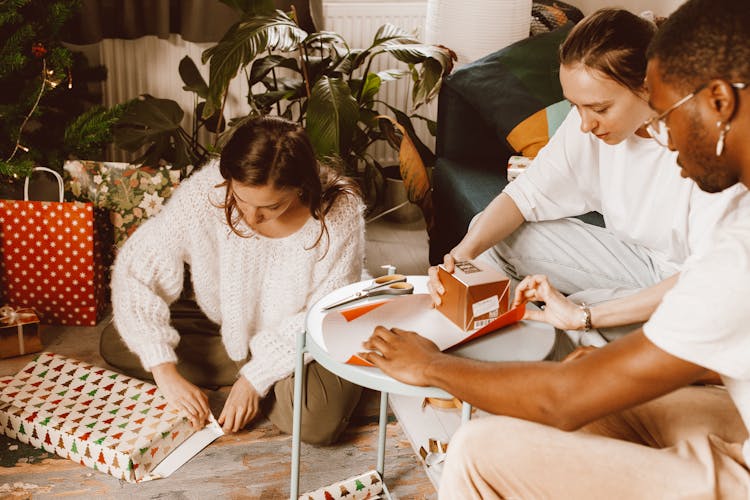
[
  {"left": 461, "top": 401, "right": 472, "bottom": 423},
  {"left": 377, "top": 391, "right": 388, "bottom": 477},
  {"left": 290, "top": 330, "right": 306, "bottom": 499}
]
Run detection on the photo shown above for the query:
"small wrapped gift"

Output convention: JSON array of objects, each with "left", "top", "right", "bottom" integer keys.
[
  {"left": 0, "top": 352, "right": 223, "bottom": 482},
  {"left": 435, "top": 259, "right": 511, "bottom": 331},
  {"left": 0, "top": 306, "right": 42, "bottom": 359}
]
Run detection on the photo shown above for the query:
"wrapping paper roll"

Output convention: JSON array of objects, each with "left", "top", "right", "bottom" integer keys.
[{"left": 425, "top": 0, "right": 532, "bottom": 65}]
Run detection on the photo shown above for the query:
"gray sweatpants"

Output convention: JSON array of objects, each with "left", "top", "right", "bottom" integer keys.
[{"left": 479, "top": 217, "right": 679, "bottom": 349}]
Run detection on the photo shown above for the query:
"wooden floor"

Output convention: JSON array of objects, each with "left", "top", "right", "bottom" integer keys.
[{"left": 0, "top": 216, "right": 436, "bottom": 499}]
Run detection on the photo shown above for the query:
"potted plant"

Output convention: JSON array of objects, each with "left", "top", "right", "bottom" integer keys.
[
  {"left": 110, "top": 0, "right": 454, "bottom": 229},
  {"left": 198, "top": 1, "right": 455, "bottom": 226}
]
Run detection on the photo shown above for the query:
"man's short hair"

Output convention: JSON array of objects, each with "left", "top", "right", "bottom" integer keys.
[{"left": 647, "top": 0, "right": 750, "bottom": 91}]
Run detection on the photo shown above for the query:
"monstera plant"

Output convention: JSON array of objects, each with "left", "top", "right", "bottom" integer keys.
[{"left": 115, "top": 0, "right": 455, "bottom": 227}]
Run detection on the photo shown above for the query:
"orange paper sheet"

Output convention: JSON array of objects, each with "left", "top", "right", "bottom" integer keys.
[{"left": 322, "top": 294, "right": 525, "bottom": 366}]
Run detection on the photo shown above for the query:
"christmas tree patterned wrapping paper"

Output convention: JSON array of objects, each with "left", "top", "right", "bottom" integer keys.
[
  {"left": 0, "top": 352, "right": 222, "bottom": 482},
  {"left": 301, "top": 470, "right": 391, "bottom": 499}
]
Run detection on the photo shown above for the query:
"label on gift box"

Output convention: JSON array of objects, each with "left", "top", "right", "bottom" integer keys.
[
  {"left": 472, "top": 295, "right": 500, "bottom": 318},
  {"left": 0, "top": 352, "right": 222, "bottom": 482}
]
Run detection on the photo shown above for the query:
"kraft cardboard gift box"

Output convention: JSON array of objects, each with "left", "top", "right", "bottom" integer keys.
[
  {"left": 0, "top": 352, "right": 222, "bottom": 482},
  {"left": 0, "top": 306, "right": 43, "bottom": 359},
  {"left": 435, "top": 260, "right": 511, "bottom": 331}
]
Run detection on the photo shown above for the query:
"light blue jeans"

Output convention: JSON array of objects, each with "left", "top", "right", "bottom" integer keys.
[{"left": 478, "top": 217, "right": 679, "bottom": 352}]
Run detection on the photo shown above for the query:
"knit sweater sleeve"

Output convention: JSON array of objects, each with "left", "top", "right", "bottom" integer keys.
[
  {"left": 239, "top": 194, "right": 365, "bottom": 396},
  {"left": 111, "top": 165, "right": 217, "bottom": 370}
]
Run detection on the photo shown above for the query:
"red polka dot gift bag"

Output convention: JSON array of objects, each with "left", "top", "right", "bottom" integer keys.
[{"left": 0, "top": 168, "right": 114, "bottom": 326}]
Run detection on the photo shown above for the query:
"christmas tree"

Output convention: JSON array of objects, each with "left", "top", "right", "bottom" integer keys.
[{"left": 0, "top": 0, "right": 121, "bottom": 186}]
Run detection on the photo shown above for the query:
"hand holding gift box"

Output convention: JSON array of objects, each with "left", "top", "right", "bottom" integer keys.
[
  {"left": 0, "top": 305, "right": 42, "bottom": 358},
  {"left": 435, "top": 259, "right": 511, "bottom": 331}
]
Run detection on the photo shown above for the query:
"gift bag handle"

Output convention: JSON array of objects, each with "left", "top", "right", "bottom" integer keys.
[{"left": 24, "top": 166, "right": 64, "bottom": 202}]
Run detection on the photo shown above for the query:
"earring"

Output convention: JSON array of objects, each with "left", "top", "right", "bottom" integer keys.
[{"left": 716, "top": 121, "right": 731, "bottom": 156}]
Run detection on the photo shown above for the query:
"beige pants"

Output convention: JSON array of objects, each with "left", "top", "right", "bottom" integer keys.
[
  {"left": 439, "top": 386, "right": 750, "bottom": 499},
  {"left": 101, "top": 298, "right": 362, "bottom": 445}
]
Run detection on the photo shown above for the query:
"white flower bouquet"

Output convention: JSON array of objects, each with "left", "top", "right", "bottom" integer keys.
[{"left": 63, "top": 160, "right": 182, "bottom": 248}]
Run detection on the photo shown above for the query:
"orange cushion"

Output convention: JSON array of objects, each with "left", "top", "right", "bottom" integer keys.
[{"left": 506, "top": 100, "right": 570, "bottom": 158}]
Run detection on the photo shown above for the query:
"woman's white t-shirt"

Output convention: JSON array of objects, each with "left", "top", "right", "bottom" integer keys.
[{"left": 504, "top": 108, "right": 748, "bottom": 272}]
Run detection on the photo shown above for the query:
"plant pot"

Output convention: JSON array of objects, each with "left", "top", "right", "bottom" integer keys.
[{"left": 382, "top": 165, "right": 422, "bottom": 224}]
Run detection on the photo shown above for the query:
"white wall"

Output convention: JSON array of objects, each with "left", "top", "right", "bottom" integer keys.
[{"left": 570, "top": 0, "right": 685, "bottom": 17}]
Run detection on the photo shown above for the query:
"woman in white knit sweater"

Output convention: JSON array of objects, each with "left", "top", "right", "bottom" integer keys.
[{"left": 102, "top": 116, "right": 366, "bottom": 443}]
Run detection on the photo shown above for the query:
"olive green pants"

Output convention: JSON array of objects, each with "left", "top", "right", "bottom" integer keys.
[{"left": 101, "top": 298, "right": 362, "bottom": 445}]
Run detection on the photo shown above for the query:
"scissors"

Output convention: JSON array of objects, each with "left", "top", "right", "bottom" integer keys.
[{"left": 322, "top": 274, "right": 414, "bottom": 310}]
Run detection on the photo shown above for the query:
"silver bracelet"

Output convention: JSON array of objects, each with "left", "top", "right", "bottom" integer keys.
[{"left": 580, "top": 303, "right": 592, "bottom": 332}]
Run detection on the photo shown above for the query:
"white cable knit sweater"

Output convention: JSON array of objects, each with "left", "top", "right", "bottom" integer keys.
[{"left": 111, "top": 161, "right": 365, "bottom": 396}]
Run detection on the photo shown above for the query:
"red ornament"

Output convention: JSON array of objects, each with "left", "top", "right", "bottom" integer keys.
[{"left": 31, "top": 42, "right": 47, "bottom": 58}]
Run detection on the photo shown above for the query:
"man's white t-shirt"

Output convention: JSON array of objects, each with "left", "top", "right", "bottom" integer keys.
[
  {"left": 504, "top": 109, "right": 749, "bottom": 272},
  {"left": 644, "top": 218, "right": 750, "bottom": 465}
]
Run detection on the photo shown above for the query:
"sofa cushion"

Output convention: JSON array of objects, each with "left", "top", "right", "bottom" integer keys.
[
  {"left": 443, "top": 24, "right": 572, "bottom": 152},
  {"left": 531, "top": 0, "right": 585, "bottom": 36},
  {"left": 506, "top": 99, "right": 571, "bottom": 158}
]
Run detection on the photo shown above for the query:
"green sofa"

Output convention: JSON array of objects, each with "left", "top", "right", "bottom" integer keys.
[{"left": 429, "top": 25, "right": 604, "bottom": 264}]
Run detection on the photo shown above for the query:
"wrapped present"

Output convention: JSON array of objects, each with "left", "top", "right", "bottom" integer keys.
[
  {"left": 0, "top": 352, "right": 222, "bottom": 483},
  {"left": 0, "top": 168, "right": 113, "bottom": 326},
  {"left": 63, "top": 160, "right": 182, "bottom": 249},
  {"left": 0, "top": 305, "right": 42, "bottom": 358},
  {"left": 302, "top": 470, "right": 390, "bottom": 499}
]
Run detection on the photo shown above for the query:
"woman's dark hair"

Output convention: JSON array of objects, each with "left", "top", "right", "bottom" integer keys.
[
  {"left": 560, "top": 8, "right": 657, "bottom": 94},
  {"left": 647, "top": 0, "right": 750, "bottom": 93},
  {"left": 218, "top": 115, "right": 361, "bottom": 250}
]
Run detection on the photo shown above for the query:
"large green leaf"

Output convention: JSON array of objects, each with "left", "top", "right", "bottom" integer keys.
[
  {"left": 179, "top": 56, "right": 209, "bottom": 99},
  {"left": 358, "top": 73, "right": 381, "bottom": 103},
  {"left": 383, "top": 43, "right": 456, "bottom": 107},
  {"left": 201, "top": 10, "right": 307, "bottom": 118},
  {"left": 371, "top": 24, "right": 419, "bottom": 47},
  {"left": 113, "top": 95, "right": 201, "bottom": 169},
  {"left": 376, "top": 69, "right": 410, "bottom": 82},
  {"left": 113, "top": 95, "right": 183, "bottom": 151},
  {"left": 195, "top": 102, "right": 226, "bottom": 133},
  {"left": 304, "top": 31, "right": 349, "bottom": 49},
  {"left": 305, "top": 76, "right": 359, "bottom": 158},
  {"left": 248, "top": 54, "right": 300, "bottom": 87}
]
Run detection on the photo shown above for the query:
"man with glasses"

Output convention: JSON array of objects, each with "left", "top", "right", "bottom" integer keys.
[
  {"left": 360, "top": 0, "right": 750, "bottom": 497},
  {"left": 644, "top": 82, "right": 747, "bottom": 155}
]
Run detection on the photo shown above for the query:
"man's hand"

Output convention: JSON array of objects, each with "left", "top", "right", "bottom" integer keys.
[
  {"left": 152, "top": 362, "right": 210, "bottom": 429},
  {"left": 512, "top": 274, "right": 584, "bottom": 330},
  {"left": 359, "top": 326, "right": 442, "bottom": 386},
  {"left": 218, "top": 376, "right": 261, "bottom": 434}
]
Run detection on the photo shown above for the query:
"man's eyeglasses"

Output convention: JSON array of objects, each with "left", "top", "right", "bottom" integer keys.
[{"left": 644, "top": 82, "right": 747, "bottom": 147}]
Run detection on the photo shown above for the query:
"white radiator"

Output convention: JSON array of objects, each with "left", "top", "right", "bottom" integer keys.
[{"left": 100, "top": 1, "right": 433, "bottom": 166}]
